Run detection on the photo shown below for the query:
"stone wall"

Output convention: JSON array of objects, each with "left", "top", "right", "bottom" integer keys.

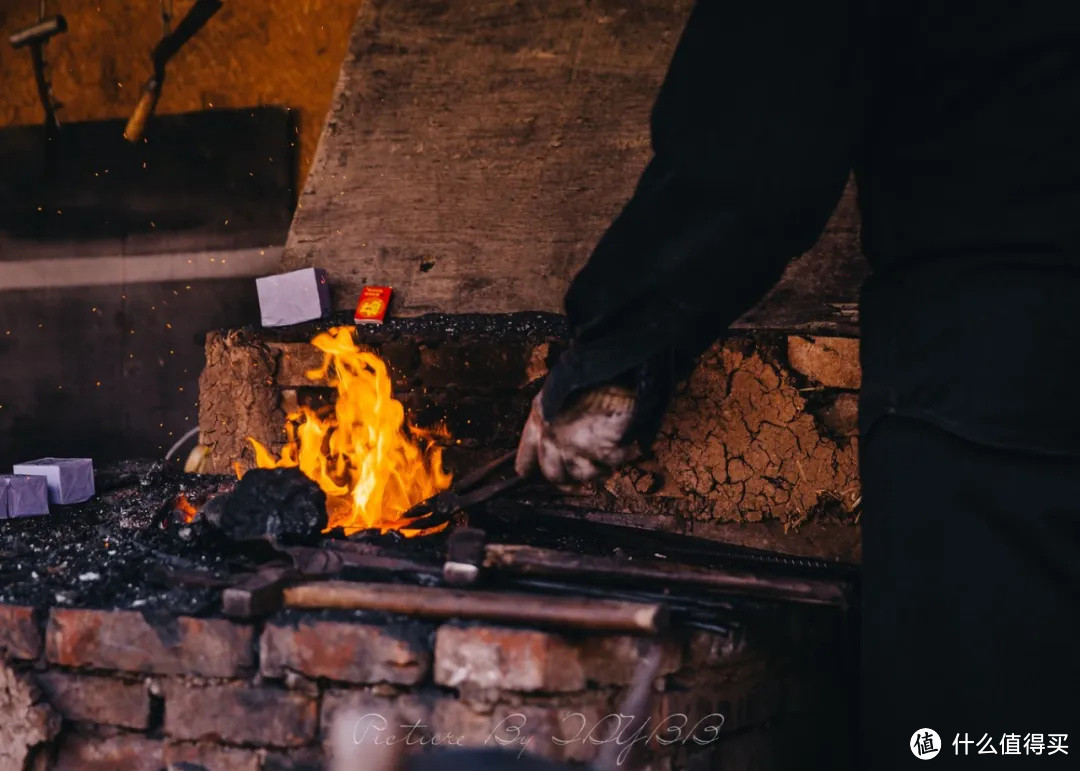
[
  {"left": 197, "top": 318, "right": 862, "bottom": 561},
  {"left": 0, "top": 600, "right": 845, "bottom": 770}
]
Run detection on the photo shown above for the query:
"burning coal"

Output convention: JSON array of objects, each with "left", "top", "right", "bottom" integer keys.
[
  {"left": 246, "top": 327, "right": 452, "bottom": 535},
  {"left": 174, "top": 493, "right": 198, "bottom": 524}
]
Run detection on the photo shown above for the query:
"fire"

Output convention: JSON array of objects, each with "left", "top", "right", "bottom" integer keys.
[
  {"left": 174, "top": 494, "right": 198, "bottom": 524},
  {"left": 247, "top": 326, "right": 452, "bottom": 535}
]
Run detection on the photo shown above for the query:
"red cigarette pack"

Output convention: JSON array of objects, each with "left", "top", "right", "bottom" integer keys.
[{"left": 354, "top": 286, "right": 393, "bottom": 325}]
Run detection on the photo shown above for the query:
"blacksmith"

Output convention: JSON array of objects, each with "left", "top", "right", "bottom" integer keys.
[{"left": 516, "top": 1, "right": 1080, "bottom": 768}]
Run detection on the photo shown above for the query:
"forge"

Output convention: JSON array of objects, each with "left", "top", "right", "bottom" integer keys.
[
  {"left": 2, "top": 1, "right": 867, "bottom": 769},
  {"left": 1, "top": 314, "right": 861, "bottom": 770}
]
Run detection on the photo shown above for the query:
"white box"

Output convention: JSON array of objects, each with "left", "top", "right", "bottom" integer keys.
[
  {"left": 256, "top": 267, "right": 331, "bottom": 327},
  {"left": 12, "top": 457, "right": 95, "bottom": 505},
  {"left": 0, "top": 474, "right": 50, "bottom": 518}
]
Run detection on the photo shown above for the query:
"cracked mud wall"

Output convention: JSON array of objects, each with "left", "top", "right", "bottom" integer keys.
[
  {"left": 605, "top": 338, "right": 861, "bottom": 534},
  {"left": 198, "top": 331, "right": 284, "bottom": 475}
]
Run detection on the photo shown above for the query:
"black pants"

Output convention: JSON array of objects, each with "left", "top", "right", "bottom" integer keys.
[{"left": 860, "top": 417, "right": 1079, "bottom": 769}]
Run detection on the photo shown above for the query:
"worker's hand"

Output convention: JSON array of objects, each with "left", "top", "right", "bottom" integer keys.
[{"left": 515, "top": 384, "right": 638, "bottom": 484}]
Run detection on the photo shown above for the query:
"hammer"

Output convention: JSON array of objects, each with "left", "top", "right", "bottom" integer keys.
[
  {"left": 124, "top": 0, "right": 223, "bottom": 142},
  {"left": 9, "top": 11, "right": 67, "bottom": 136}
]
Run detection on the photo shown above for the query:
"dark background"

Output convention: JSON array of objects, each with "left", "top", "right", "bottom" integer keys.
[{"left": 0, "top": 108, "right": 295, "bottom": 469}]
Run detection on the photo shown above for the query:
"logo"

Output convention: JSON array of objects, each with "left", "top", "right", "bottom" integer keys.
[
  {"left": 357, "top": 299, "right": 385, "bottom": 316},
  {"left": 911, "top": 728, "right": 942, "bottom": 760}
]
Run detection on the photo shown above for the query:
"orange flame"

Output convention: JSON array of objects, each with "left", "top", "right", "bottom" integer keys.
[
  {"left": 174, "top": 494, "right": 198, "bottom": 524},
  {"left": 247, "top": 326, "right": 452, "bottom": 535}
]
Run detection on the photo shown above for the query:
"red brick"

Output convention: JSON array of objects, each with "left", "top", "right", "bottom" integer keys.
[
  {"left": 165, "top": 741, "right": 264, "bottom": 771},
  {"left": 377, "top": 339, "right": 422, "bottom": 386},
  {"left": 320, "top": 690, "right": 432, "bottom": 744},
  {"left": 0, "top": 604, "right": 42, "bottom": 660},
  {"left": 52, "top": 732, "right": 164, "bottom": 771},
  {"left": 37, "top": 672, "right": 149, "bottom": 729},
  {"left": 579, "top": 636, "right": 682, "bottom": 685},
  {"left": 431, "top": 699, "right": 607, "bottom": 763},
  {"left": 417, "top": 342, "right": 531, "bottom": 390},
  {"left": 320, "top": 692, "right": 434, "bottom": 767},
  {"left": 163, "top": 681, "right": 317, "bottom": 747},
  {"left": 46, "top": 608, "right": 254, "bottom": 677},
  {"left": 262, "top": 746, "right": 327, "bottom": 770},
  {"left": 260, "top": 618, "right": 429, "bottom": 685},
  {"left": 434, "top": 625, "right": 584, "bottom": 694}
]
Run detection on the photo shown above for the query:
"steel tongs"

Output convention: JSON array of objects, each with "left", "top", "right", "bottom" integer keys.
[{"left": 399, "top": 450, "right": 524, "bottom": 531}]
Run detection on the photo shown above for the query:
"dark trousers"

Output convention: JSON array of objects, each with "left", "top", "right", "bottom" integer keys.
[{"left": 860, "top": 417, "right": 1079, "bottom": 769}]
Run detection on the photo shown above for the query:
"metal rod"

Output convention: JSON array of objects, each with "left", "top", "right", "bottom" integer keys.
[{"left": 484, "top": 544, "right": 851, "bottom": 608}]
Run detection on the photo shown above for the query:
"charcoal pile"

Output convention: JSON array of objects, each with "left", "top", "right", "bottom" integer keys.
[{"left": 0, "top": 462, "right": 234, "bottom": 612}]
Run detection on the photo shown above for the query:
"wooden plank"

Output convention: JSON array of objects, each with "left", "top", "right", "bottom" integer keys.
[
  {"left": 282, "top": 0, "right": 867, "bottom": 328},
  {"left": 0, "top": 247, "right": 282, "bottom": 290}
]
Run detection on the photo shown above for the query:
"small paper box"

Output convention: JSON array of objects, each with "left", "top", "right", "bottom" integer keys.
[
  {"left": 256, "top": 267, "right": 331, "bottom": 327},
  {"left": 12, "top": 457, "right": 95, "bottom": 505},
  {"left": 0, "top": 474, "right": 50, "bottom": 518},
  {"left": 353, "top": 286, "right": 392, "bottom": 325}
]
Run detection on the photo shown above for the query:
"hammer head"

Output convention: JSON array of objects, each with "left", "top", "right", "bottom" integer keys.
[{"left": 9, "top": 15, "right": 66, "bottom": 49}]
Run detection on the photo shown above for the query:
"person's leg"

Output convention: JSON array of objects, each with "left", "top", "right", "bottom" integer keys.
[{"left": 860, "top": 416, "right": 1079, "bottom": 769}]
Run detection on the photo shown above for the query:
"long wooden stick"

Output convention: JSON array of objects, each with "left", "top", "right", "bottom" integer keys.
[
  {"left": 282, "top": 580, "right": 667, "bottom": 634},
  {"left": 484, "top": 544, "right": 850, "bottom": 607}
]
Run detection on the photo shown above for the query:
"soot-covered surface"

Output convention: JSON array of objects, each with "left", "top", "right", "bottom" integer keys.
[
  {"left": 0, "top": 461, "right": 238, "bottom": 613},
  {"left": 0, "top": 458, "right": 853, "bottom": 619},
  {"left": 0, "top": 461, "right": 443, "bottom": 614},
  {"left": 257, "top": 310, "right": 569, "bottom": 344}
]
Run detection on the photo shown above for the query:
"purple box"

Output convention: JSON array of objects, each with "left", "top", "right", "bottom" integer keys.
[
  {"left": 12, "top": 457, "right": 95, "bottom": 505},
  {"left": 256, "top": 267, "right": 332, "bottom": 327},
  {"left": 0, "top": 474, "right": 50, "bottom": 518}
]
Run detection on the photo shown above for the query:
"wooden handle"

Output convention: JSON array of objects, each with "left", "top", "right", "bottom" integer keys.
[
  {"left": 282, "top": 580, "right": 667, "bottom": 634},
  {"left": 123, "top": 89, "right": 156, "bottom": 143}
]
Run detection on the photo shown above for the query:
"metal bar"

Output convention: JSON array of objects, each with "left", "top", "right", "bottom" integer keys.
[{"left": 485, "top": 544, "right": 851, "bottom": 608}]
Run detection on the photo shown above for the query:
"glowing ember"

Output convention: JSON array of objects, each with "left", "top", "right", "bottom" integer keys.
[
  {"left": 247, "top": 326, "right": 452, "bottom": 535},
  {"left": 174, "top": 494, "right": 198, "bottom": 524}
]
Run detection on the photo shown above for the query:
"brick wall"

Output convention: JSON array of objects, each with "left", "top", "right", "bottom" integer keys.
[{"left": 0, "top": 601, "right": 842, "bottom": 770}]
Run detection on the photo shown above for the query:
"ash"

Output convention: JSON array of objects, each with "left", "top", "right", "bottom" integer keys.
[
  {"left": 0, "top": 461, "right": 450, "bottom": 615},
  {"left": 0, "top": 461, "right": 237, "bottom": 613}
]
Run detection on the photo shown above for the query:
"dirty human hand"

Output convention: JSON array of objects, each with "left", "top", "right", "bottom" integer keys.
[{"left": 514, "top": 384, "right": 638, "bottom": 485}]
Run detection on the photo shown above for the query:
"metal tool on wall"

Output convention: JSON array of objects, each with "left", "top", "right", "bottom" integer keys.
[
  {"left": 8, "top": 1, "right": 67, "bottom": 141},
  {"left": 398, "top": 450, "right": 526, "bottom": 532},
  {"left": 124, "top": 0, "right": 224, "bottom": 143}
]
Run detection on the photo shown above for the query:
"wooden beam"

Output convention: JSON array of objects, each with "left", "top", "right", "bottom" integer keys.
[
  {"left": 0, "top": 247, "right": 281, "bottom": 290},
  {"left": 282, "top": 0, "right": 866, "bottom": 330}
]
